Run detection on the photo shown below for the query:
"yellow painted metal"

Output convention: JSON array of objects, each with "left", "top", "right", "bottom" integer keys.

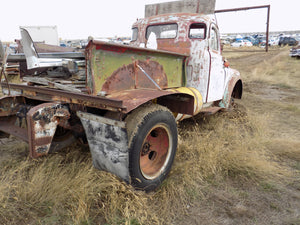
[{"left": 170, "top": 87, "right": 203, "bottom": 121}]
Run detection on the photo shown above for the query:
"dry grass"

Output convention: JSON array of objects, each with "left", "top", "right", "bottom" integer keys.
[
  {"left": 224, "top": 46, "right": 300, "bottom": 90},
  {"left": 0, "top": 47, "right": 300, "bottom": 224},
  {"left": 0, "top": 111, "right": 280, "bottom": 225}
]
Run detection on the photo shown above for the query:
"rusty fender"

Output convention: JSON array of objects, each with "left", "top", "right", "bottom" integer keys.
[
  {"left": 76, "top": 111, "right": 129, "bottom": 182},
  {"left": 27, "top": 103, "right": 70, "bottom": 158}
]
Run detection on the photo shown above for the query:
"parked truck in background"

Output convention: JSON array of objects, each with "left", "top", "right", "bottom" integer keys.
[{"left": 0, "top": 0, "right": 242, "bottom": 191}]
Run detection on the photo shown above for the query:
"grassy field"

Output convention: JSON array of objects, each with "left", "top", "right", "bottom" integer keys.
[{"left": 0, "top": 47, "right": 299, "bottom": 224}]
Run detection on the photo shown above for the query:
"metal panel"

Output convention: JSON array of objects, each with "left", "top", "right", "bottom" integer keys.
[
  {"left": 107, "top": 88, "right": 194, "bottom": 114},
  {"left": 145, "top": 0, "right": 216, "bottom": 17},
  {"left": 85, "top": 40, "right": 187, "bottom": 96},
  {"left": 77, "top": 111, "right": 129, "bottom": 182},
  {"left": 0, "top": 96, "right": 24, "bottom": 117},
  {"left": 0, "top": 83, "right": 125, "bottom": 112},
  {"left": 27, "top": 103, "right": 70, "bottom": 158}
]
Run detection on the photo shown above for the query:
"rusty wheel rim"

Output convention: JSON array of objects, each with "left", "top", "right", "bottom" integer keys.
[{"left": 140, "top": 123, "right": 172, "bottom": 180}]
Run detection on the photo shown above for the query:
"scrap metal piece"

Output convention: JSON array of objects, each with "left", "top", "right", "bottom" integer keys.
[
  {"left": 0, "top": 83, "right": 125, "bottom": 112},
  {"left": 145, "top": 0, "right": 216, "bottom": 17},
  {"left": 77, "top": 111, "right": 129, "bottom": 182},
  {"left": 0, "top": 40, "right": 5, "bottom": 60},
  {"left": 0, "top": 96, "right": 28, "bottom": 141},
  {"left": 0, "top": 96, "right": 24, "bottom": 117},
  {"left": 20, "top": 28, "right": 78, "bottom": 70},
  {"left": 22, "top": 77, "right": 82, "bottom": 93},
  {"left": 0, "top": 41, "right": 11, "bottom": 95},
  {"left": 27, "top": 103, "right": 70, "bottom": 158}
]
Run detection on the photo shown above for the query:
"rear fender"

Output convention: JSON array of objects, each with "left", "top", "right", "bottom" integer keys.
[
  {"left": 107, "top": 89, "right": 195, "bottom": 115},
  {"left": 27, "top": 103, "right": 70, "bottom": 158},
  {"left": 77, "top": 111, "right": 130, "bottom": 182}
]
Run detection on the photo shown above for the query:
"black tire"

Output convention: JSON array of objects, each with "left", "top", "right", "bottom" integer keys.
[
  {"left": 0, "top": 131, "right": 9, "bottom": 138},
  {"left": 125, "top": 104, "right": 177, "bottom": 192}
]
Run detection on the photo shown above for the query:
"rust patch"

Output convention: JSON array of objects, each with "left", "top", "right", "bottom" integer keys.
[
  {"left": 107, "top": 89, "right": 194, "bottom": 114},
  {"left": 102, "top": 60, "right": 168, "bottom": 94},
  {"left": 0, "top": 96, "right": 25, "bottom": 116},
  {"left": 27, "top": 103, "right": 70, "bottom": 158}
]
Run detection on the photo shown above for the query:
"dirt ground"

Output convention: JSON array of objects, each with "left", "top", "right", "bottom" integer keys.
[{"left": 0, "top": 48, "right": 299, "bottom": 225}]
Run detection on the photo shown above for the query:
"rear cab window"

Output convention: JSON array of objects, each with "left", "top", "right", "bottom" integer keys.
[
  {"left": 146, "top": 23, "right": 178, "bottom": 39},
  {"left": 131, "top": 27, "right": 138, "bottom": 41}
]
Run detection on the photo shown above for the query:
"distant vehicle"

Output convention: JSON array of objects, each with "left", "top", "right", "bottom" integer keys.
[
  {"left": 257, "top": 37, "right": 266, "bottom": 46},
  {"left": 290, "top": 45, "right": 300, "bottom": 58},
  {"left": 221, "top": 39, "right": 230, "bottom": 45},
  {"left": 243, "top": 36, "right": 259, "bottom": 46},
  {"left": 231, "top": 40, "right": 253, "bottom": 47},
  {"left": 243, "top": 40, "right": 253, "bottom": 46},
  {"left": 278, "top": 37, "right": 298, "bottom": 46},
  {"left": 268, "top": 38, "right": 279, "bottom": 46}
]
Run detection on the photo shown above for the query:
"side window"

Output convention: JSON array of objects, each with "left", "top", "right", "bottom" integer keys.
[
  {"left": 131, "top": 27, "right": 138, "bottom": 41},
  {"left": 189, "top": 23, "right": 206, "bottom": 39},
  {"left": 209, "top": 26, "right": 219, "bottom": 51}
]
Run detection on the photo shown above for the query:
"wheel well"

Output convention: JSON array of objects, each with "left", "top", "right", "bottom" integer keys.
[
  {"left": 232, "top": 80, "right": 243, "bottom": 99},
  {"left": 156, "top": 93, "right": 194, "bottom": 115}
]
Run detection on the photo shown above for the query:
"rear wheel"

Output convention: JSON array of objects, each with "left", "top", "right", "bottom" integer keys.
[{"left": 126, "top": 104, "right": 177, "bottom": 192}]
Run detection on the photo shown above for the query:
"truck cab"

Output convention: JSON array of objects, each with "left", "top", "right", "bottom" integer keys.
[{"left": 130, "top": 13, "right": 242, "bottom": 110}]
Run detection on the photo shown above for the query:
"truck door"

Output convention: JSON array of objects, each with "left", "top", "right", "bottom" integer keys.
[
  {"left": 186, "top": 23, "right": 210, "bottom": 102},
  {"left": 207, "top": 24, "right": 225, "bottom": 102}
]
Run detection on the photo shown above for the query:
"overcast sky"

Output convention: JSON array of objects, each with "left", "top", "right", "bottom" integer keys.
[{"left": 1, "top": 0, "right": 300, "bottom": 41}]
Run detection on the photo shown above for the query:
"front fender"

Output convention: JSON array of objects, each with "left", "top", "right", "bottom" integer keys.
[{"left": 219, "top": 68, "right": 243, "bottom": 108}]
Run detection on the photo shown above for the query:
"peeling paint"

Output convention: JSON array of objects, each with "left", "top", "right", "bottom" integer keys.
[
  {"left": 85, "top": 40, "right": 186, "bottom": 95},
  {"left": 77, "top": 111, "right": 129, "bottom": 182},
  {"left": 27, "top": 103, "right": 70, "bottom": 158}
]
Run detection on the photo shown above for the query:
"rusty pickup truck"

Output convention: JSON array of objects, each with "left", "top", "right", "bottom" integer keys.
[{"left": 0, "top": 0, "right": 242, "bottom": 191}]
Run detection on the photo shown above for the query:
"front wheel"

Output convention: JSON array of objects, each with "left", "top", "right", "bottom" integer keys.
[{"left": 126, "top": 104, "right": 177, "bottom": 192}]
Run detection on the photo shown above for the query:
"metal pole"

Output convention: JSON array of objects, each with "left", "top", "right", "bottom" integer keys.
[
  {"left": 215, "top": 5, "right": 270, "bottom": 13},
  {"left": 266, "top": 5, "right": 270, "bottom": 52},
  {"left": 215, "top": 5, "right": 271, "bottom": 52}
]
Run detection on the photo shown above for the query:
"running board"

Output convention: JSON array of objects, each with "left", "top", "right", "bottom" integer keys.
[{"left": 200, "top": 106, "right": 222, "bottom": 115}]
